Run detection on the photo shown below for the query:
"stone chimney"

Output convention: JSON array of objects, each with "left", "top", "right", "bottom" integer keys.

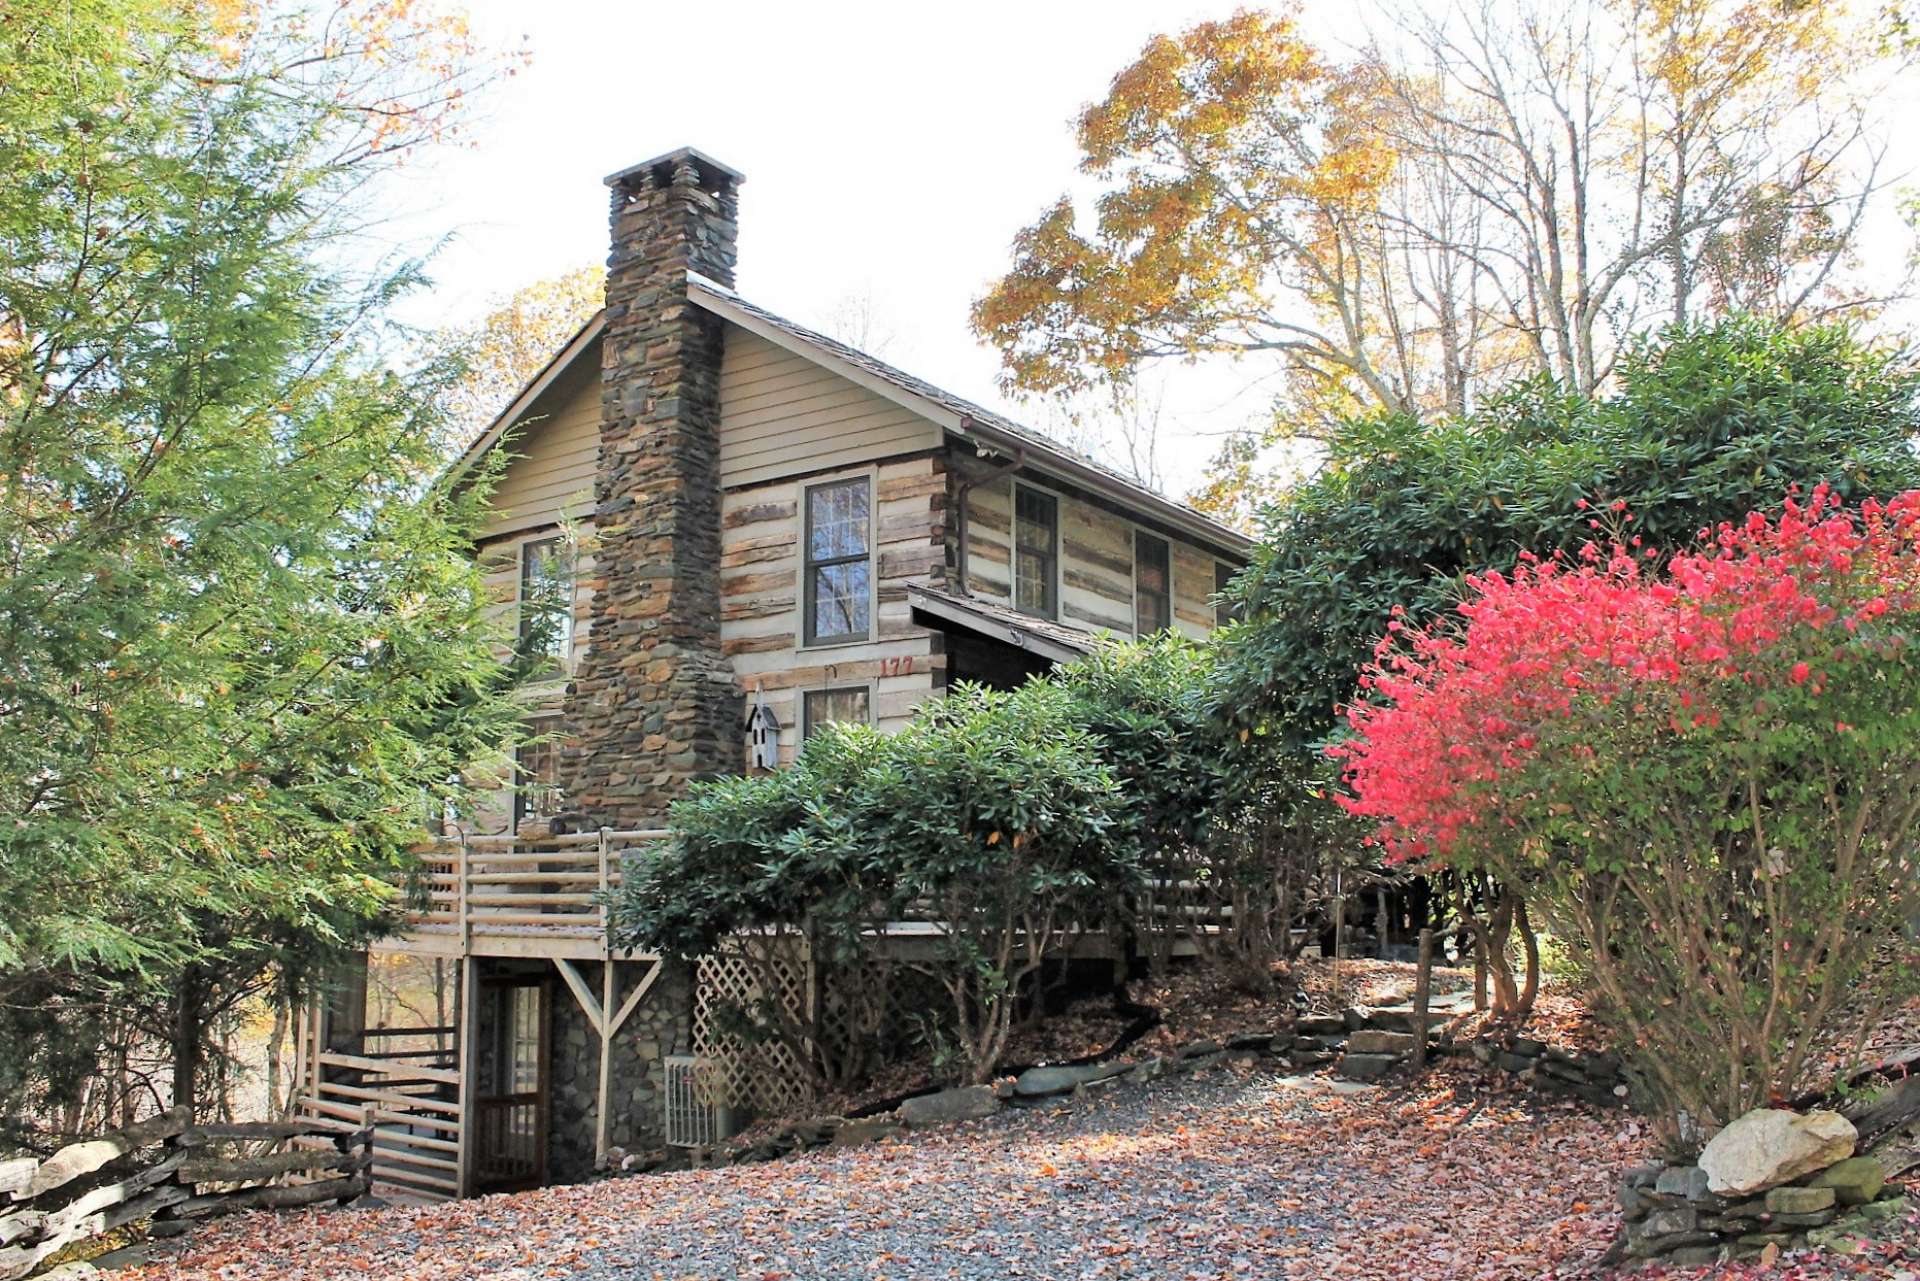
[{"left": 561, "top": 148, "right": 745, "bottom": 827}]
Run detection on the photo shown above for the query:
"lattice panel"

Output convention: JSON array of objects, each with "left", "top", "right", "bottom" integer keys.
[{"left": 692, "top": 949, "right": 813, "bottom": 1117}]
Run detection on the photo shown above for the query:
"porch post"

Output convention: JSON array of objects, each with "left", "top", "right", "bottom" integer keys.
[
  {"left": 455, "top": 955, "right": 479, "bottom": 1198},
  {"left": 596, "top": 961, "right": 616, "bottom": 1167}
]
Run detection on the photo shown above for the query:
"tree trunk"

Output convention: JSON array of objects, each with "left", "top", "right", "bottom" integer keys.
[{"left": 170, "top": 965, "right": 206, "bottom": 1116}]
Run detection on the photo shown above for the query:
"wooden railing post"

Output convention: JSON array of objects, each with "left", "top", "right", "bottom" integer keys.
[
  {"left": 457, "top": 832, "right": 472, "bottom": 953},
  {"left": 597, "top": 826, "right": 611, "bottom": 945}
]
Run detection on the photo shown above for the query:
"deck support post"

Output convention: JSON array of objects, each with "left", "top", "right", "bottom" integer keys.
[{"left": 455, "top": 955, "right": 479, "bottom": 1198}]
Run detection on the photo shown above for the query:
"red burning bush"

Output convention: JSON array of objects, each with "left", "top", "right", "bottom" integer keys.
[{"left": 1335, "top": 488, "right": 1920, "bottom": 1134}]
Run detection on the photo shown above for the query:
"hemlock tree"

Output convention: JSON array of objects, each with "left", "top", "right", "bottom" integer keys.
[{"left": 0, "top": 0, "right": 525, "bottom": 1128}]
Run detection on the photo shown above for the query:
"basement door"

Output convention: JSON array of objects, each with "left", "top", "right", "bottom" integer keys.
[{"left": 474, "top": 978, "right": 550, "bottom": 1191}]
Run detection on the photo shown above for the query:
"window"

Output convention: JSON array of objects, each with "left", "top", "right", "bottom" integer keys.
[
  {"left": 804, "top": 478, "right": 871, "bottom": 645},
  {"left": 802, "top": 687, "right": 872, "bottom": 740},
  {"left": 1215, "top": 560, "right": 1241, "bottom": 629},
  {"left": 513, "top": 718, "right": 563, "bottom": 832},
  {"left": 1134, "top": 530, "right": 1171, "bottom": 636},
  {"left": 1013, "top": 484, "right": 1059, "bottom": 618},
  {"left": 518, "top": 537, "right": 573, "bottom": 667}
]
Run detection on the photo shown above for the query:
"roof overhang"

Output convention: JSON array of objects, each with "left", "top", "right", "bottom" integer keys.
[{"left": 907, "top": 587, "right": 1094, "bottom": 666}]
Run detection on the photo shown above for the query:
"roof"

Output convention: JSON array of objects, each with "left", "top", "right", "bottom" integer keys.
[
  {"left": 905, "top": 585, "right": 1102, "bottom": 666},
  {"left": 450, "top": 275, "right": 1254, "bottom": 560},
  {"left": 686, "top": 276, "right": 1253, "bottom": 559}
]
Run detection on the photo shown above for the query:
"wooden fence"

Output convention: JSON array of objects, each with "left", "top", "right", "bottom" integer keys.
[{"left": 0, "top": 1107, "right": 370, "bottom": 1279}]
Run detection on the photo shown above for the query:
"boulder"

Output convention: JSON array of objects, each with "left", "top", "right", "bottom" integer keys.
[
  {"left": 829, "top": 1119, "right": 905, "bottom": 1148},
  {"left": 1013, "top": 1062, "right": 1126, "bottom": 1098},
  {"left": 1347, "top": 1029, "right": 1418, "bottom": 1056},
  {"left": 1698, "top": 1108, "right": 1858, "bottom": 1196},
  {"left": 1809, "top": 1156, "right": 1886, "bottom": 1206},
  {"left": 898, "top": 1086, "right": 1000, "bottom": 1126}
]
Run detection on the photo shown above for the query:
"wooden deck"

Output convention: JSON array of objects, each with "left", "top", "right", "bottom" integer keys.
[{"left": 396, "top": 827, "right": 672, "bottom": 959}]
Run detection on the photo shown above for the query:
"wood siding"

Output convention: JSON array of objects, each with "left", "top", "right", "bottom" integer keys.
[
  {"left": 958, "top": 459, "right": 1230, "bottom": 643},
  {"left": 482, "top": 356, "right": 600, "bottom": 539},
  {"left": 719, "top": 328, "right": 941, "bottom": 488},
  {"left": 721, "top": 455, "right": 947, "bottom": 765}
]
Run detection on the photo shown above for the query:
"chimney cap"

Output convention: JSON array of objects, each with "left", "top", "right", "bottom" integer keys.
[{"left": 604, "top": 146, "right": 746, "bottom": 192}]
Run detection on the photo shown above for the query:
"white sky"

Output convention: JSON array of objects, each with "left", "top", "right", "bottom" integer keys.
[
  {"left": 378, "top": 1, "right": 1917, "bottom": 504},
  {"left": 378, "top": 0, "right": 1373, "bottom": 501}
]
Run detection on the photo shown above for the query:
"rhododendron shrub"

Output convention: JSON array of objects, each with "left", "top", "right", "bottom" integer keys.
[{"left": 1336, "top": 490, "right": 1920, "bottom": 1132}]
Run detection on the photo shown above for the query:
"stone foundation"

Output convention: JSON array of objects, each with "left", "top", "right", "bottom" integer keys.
[{"left": 547, "top": 960, "right": 693, "bottom": 1182}]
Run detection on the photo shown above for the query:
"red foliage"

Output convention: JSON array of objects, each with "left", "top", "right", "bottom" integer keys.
[{"left": 1333, "top": 486, "right": 1920, "bottom": 864}]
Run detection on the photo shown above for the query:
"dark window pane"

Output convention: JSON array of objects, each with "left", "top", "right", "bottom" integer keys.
[
  {"left": 803, "top": 687, "right": 871, "bottom": 739},
  {"left": 513, "top": 718, "right": 563, "bottom": 831},
  {"left": 807, "top": 480, "right": 869, "bottom": 560},
  {"left": 1135, "top": 531, "right": 1171, "bottom": 635},
  {"left": 811, "top": 560, "right": 870, "bottom": 641},
  {"left": 1013, "top": 486, "right": 1058, "bottom": 617},
  {"left": 519, "top": 538, "right": 573, "bottom": 663}
]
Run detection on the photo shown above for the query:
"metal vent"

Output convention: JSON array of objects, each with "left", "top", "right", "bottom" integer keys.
[{"left": 662, "top": 1055, "right": 718, "bottom": 1149}]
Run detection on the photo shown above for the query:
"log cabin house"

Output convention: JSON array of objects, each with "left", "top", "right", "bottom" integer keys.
[{"left": 293, "top": 147, "right": 1253, "bottom": 1200}]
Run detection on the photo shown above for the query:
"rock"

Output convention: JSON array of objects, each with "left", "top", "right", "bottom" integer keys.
[
  {"left": 1013, "top": 1062, "right": 1127, "bottom": 1098},
  {"left": 1656, "top": 1165, "right": 1711, "bottom": 1201},
  {"left": 1346, "top": 1029, "right": 1418, "bottom": 1056},
  {"left": 1667, "top": 1245, "right": 1723, "bottom": 1265},
  {"left": 1511, "top": 1036, "right": 1546, "bottom": 1056},
  {"left": 1342, "top": 1006, "right": 1374, "bottom": 1031},
  {"left": 898, "top": 1085, "right": 1000, "bottom": 1126},
  {"left": 1624, "top": 1162, "right": 1666, "bottom": 1189},
  {"left": 1228, "top": 1031, "right": 1278, "bottom": 1053},
  {"left": 1337, "top": 1052, "right": 1399, "bottom": 1082},
  {"left": 1698, "top": 1108, "right": 1858, "bottom": 1195},
  {"left": 1809, "top": 1156, "right": 1886, "bottom": 1206},
  {"left": 1297, "top": 1015, "right": 1347, "bottom": 1037},
  {"left": 1765, "top": 1185, "right": 1836, "bottom": 1214},
  {"left": 1856, "top": 1195, "right": 1907, "bottom": 1223},
  {"left": 1767, "top": 1209, "right": 1836, "bottom": 1228},
  {"left": 1495, "top": 1052, "right": 1536, "bottom": 1075},
  {"left": 1735, "top": 1232, "right": 1796, "bottom": 1248},
  {"left": 1641, "top": 1206, "right": 1699, "bottom": 1237},
  {"left": 829, "top": 1119, "right": 905, "bottom": 1148},
  {"left": 1618, "top": 1185, "right": 1652, "bottom": 1219},
  {"left": 1469, "top": 1042, "right": 1496, "bottom": 1065},
  {"left": 1176, "top": 1039, "right": 1223, "bottom": 1060}
]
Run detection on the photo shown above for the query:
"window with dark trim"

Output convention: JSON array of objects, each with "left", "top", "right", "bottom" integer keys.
[
  {"left": 518, "top": 537, "right": 573, "bottom": 666},
  {"left": 802, "top": 687, "right": 872, "bottom": 740},
  {"left": 513, "top": 718, "right": 563, "bottom": 832},
  {"left": 1134, "top": 530, "right": 1171, "bottom": 636},
  {"left": 1215, "top": 560, "right": 1242, "bottom": 629},
  {"left": 1013, "top": 484, "right": 1059, "bottom": 618},
  {"left": 804, "top": 478, "right": 872, "bottom": 645}
]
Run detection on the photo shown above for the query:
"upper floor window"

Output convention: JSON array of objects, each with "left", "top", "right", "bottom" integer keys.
[
  {"left": 1215, "top": 559, "right": 1242, "bottom": 629},
  {"left": 1134, "top": 530, "right": 1171, "bottom": 636},
  {"left": 803, "top": 686, "right": 873, "bottom": 740},
  {"left": 1013, "top": 484, "right": 1059, "bottom": 618},
  {"left": 804, "top": 477, "right": 871, "bottom": 645},
  {"left": 518, "top": 536, "right": 573, "bottom": 667}
]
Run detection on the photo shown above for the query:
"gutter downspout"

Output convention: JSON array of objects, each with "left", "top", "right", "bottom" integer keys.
[{"left": 953, "top": 420, "right": 1024, "bottom": 599}]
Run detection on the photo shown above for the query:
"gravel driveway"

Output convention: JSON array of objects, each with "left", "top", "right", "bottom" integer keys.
[{"left": 128, "top": 1064, "right": 1649, "bottom": 1281}]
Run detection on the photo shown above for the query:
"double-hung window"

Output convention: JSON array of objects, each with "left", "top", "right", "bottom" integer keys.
[
  {"left": 1134, "top": 531, "right": 1171, "bottom": 636},
  {"left": 518, "top": 536, "right": 574, "bottom": 667},
  {"left": 804, "top": 477, "right": 871, "bottom": 645},
  {"left": 1013, "top": 484, "right": 1059, "bottom": 618}
]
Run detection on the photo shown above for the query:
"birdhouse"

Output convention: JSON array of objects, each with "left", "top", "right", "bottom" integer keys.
[{"left": 745, "top": 689, "right": 782, "bottom": 771}]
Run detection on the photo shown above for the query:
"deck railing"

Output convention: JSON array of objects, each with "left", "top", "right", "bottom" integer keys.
[{"left": 407, "top": 828, "right": 673, "bottom": 942}]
